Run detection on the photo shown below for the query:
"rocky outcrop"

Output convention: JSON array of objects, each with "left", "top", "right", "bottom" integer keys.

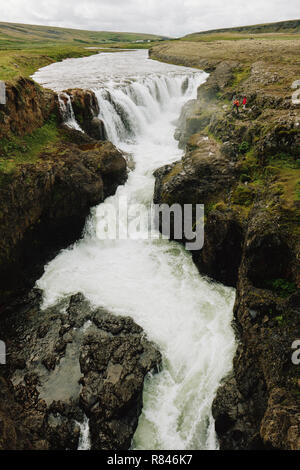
[
  {"left": 0, "top": 77, "right": 57, "bottom": 139},
  {"left": 63, "top": 89, "right": 107, "bottom": 140},
  {"left": 0, "top": 76, "right": 126, "bottom": 308},
  {"left": 0, "top": 292, "right": 161, "bottom": 450},
  {"left": 153, "top": 53, "right": 300, "bottom": 449},
  {"left": 0, "top": 129, "right": 127, "bottom": 307},
  {"left": 154, "top": 135, "right": 242, "bottom": 286},
  {"left": 175, "top": 100, "right": 216, "bottom": 149}
]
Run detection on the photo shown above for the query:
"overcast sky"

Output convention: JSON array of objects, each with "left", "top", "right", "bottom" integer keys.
[{"left": 1, "top": 0, "right": 299, "bottom": 37}]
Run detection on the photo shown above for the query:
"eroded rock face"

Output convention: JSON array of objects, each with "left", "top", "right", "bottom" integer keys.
[
  {"left": 197, "top": 61, "right": 237, "bottom": 101},
  {"left": 174, "top": 100, "right": 217, "bottom": 149},
  {"left": 0, "top": 292, "right": 161, "bottom": 450},
  {"left": 64, "top": 89, "right": 107, "bottom": 140},
  {"left": 213, "top": 281, "right": 300, "bottom": 450},
  {"left": 80, "top": 309, "right": 161, "bottom": 449},
  {"left": 0, "top": 77, "right": 57, "bottom": 139},
  {"left": 154, "top": 134, "right": 241, "bottom": 286},
  {"left": 260, "top": 388, "right": 300, "bottom": 450},
  {"left": 173, "top": 62, "right": 237, "bottom": 150},
  {"left": 0, "top": 130, "right": 127, "bottom": 305}
]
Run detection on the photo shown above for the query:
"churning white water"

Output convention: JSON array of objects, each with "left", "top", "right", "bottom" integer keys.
[
  {"left": 77, "top": 416, "right": 91, "bottom": 451},
  {"left": 57, "top": 92, "right": 83, "bottom": 131},
  {"left": 33, "top": 50, "right": 236, "bottom": 450}
]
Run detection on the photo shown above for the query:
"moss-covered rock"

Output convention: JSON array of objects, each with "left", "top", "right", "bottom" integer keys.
[{"left": 0, "top": 77, "right": 57, "bottom": 140}]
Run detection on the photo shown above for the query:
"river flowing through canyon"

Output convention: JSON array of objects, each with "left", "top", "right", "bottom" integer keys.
[{"left": 32, "top": 50, "right": 236, "bottom": 450}]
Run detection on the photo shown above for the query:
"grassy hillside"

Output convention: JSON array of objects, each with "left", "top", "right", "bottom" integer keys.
[
  {"left": 0, "top": 21, "right": 168, "bottom": 82},
  {"left": 0, "top": 41, "right": 165, "bottom": 82},
  {"left": 0, "top": 21, "right": 168, "bottom": 49},
  {"left": 182, "top": 19, "right": 300, "bottom": 41},
  {"left": 0, "top": 46, "right": 100, "bottom": 82}
]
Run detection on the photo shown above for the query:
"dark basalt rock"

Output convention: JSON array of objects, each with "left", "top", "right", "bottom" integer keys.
[
  {"left": 64, "top": 89, "right": 107, "bottom": 141},
  {"left": 0, "top": 134, "right": 127, "bottom": 307},
  {"left": 80, "top": 310, "right": 161, "bottom": 450},
  {"left": 154, "top": 134, "right": 241, "bottom": 286},
  {"left": 0, "top": 292, "right": 161, "bottom": 450}
]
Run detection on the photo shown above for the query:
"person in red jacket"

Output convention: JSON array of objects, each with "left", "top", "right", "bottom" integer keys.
[
  {"left": 232, "top": 98, "right": 240, "bottom": 114},
  {"left": 242, "top": 96, "right": 247, "bottom": 109}
]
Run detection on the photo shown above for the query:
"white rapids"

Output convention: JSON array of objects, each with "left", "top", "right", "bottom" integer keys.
[{"left": 33, "top": 50, "right": 236, "bottom": 450}]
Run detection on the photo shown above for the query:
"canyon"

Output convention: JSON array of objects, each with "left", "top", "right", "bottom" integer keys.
[{"left": 0, "top": 38, "right": 299, "bottom": 451}]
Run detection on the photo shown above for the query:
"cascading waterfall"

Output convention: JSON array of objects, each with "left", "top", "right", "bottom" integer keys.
[
  {"left": 33, "top": 50, "right": 236, "bottom": 450},
  {"left": 77, "top": 416, "right": 91, "bottom": 450},
  {"left": 58, "top": 92, "right": 83, "bottom": 132},
  {"left": 93, "top": 73, "right": 198, "bottom": 144}
]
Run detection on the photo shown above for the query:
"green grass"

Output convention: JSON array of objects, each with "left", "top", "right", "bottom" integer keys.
[
  {"left": 232, "top": 184, "right": 254, "bottom": 206},
  {"left": 264, "top": 278, "right": 297, "bottom": 297},
  {"left": 296, "top": 180, "right": 300, "bottom": 200},
  {"left": 267, "top": 153, "right": 300, "bottom": 170},
  {"left": 231, "top": 66, "right": 251, "bottom": 88},
  {"left": 0, "top": 115, "right": 60, "bottom": 176},
  {"left": 0, "top": 46, "right": 101, "bottom": 81},
  {"left": 238, "top": 141, "right": 251, "bottom": 154},
  {"left": 181, "top": 32, "right": 300, "bottom": 42}
]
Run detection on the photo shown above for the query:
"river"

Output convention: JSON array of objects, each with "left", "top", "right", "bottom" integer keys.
[{"left": 33, "top": 49, "right": 236, "bottom": 450}]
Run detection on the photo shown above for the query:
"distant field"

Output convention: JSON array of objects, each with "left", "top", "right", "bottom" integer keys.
[
  {"left": 180, "top": 32, "right": 300, "bottom": 42},
  {"left": 0, "top": 21, "right": 168, "bottom": 49},
  {"left": 0, "top": 21, "right": 169, "bottom": 82},
  {"left": 182, "top": 19, "right": 300, "bottom": 41},
  {"left": 0, "top": 46, "right": 99, "bottom": 81},
  {"left": 151, "top": 37, "right": 300, "bottom": 70}
]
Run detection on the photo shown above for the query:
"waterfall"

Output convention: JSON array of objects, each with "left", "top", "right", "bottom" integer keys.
[
  {"left": 35, "top": 50, "right": 236, "bottom": 451},
  {"left": 58, "top": 92, "right": 82, "bottom": 132},
  {"left": 77, "top": 416, "right": 91, "bottom": 450},
  {"left": 93, "top": 74, "right": 200, "bottom": 146}
]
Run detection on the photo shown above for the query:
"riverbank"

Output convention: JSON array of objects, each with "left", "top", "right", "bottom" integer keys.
[{"left": 151, "top": 39, "right": 300, "bottom": 449}]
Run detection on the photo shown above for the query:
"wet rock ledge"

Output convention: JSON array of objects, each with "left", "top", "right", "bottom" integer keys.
[{"left": 0, "top": 291, "right": 161, "bottom": 450}]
